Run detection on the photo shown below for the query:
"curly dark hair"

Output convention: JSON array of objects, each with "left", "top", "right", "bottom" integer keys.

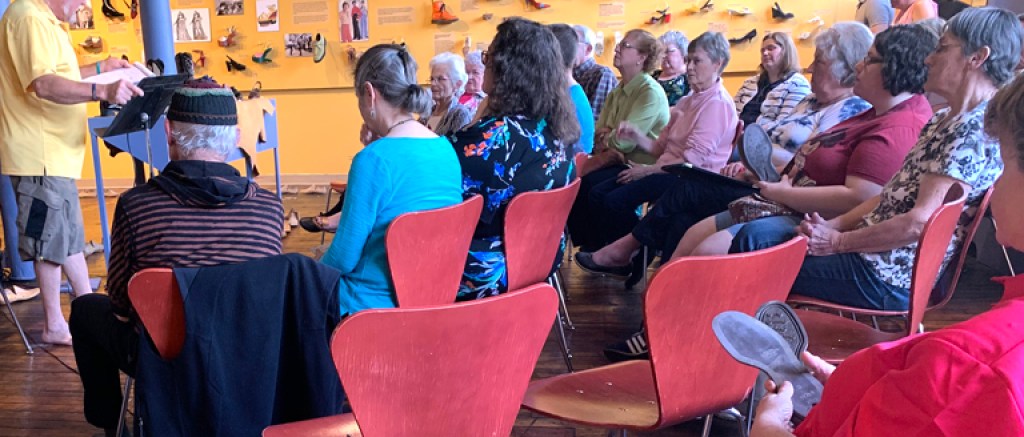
[
  {"left": 485, "top": 18, "right": 580, "bottom": 146},
  {"left": 874, "top": 25, "right": 938, "bottom": 96}
]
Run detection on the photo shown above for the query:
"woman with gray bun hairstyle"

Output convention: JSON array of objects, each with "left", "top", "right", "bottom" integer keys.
[
  {"left": 318, "top": 44, "right": 464, "bottom": 316},
  {"left": 656, "top": 30, "right": 690, "bottom": 105}
]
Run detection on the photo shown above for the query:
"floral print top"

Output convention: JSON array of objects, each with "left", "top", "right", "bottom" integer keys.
[
  {"left": 858, "top": 101, "right": 1002, "bottom": 289},
  {"left": 450, "top": 115, "right": 573, "bottom": 239},
  {"left": 657, "top": 74, "right": 690, "bottom": 107}
]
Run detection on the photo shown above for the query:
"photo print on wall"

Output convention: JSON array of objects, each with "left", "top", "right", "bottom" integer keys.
[
  {"left": 217, "top": 0, "right": 244, "bottom": 16},
  {"left": 69, "top": 3, "right": 94, "bottom": 29},
  {"left": 285, "top": 33, "right": 314, "bottom": 56},
  {"left": 256, "top": 0, "right": 280, "bottom": 32},
  {"left": 172, "top": 8, "right": 212, "bottom": 42},
  {"left": 338, "top": 0, "right": 369, "bottom": 42}
]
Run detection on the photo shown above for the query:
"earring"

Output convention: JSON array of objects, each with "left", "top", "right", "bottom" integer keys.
[{"left": 370, "top": 109, "right": 376, "bottom": 119}]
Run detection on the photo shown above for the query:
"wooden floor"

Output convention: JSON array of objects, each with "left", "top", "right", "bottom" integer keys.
[{"left": 0, "top": 193, "right": 1005, "bottom": 436}]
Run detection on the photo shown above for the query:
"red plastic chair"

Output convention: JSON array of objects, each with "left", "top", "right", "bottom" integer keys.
[
  {"left": 385, "top": 195, "right": 482, "bottom": 307},
  {"left": 790, "top": 188, "right": 992, "bottom": 318},
  {"left": 795, "top": 185, "right": 968, "bottom": 364},
  {"left": 116, "top": 269, "right": 181, "bottom": 437},
  {"left": 263, "top": 283, "right": 559, "bottom": 437},
  {"left": 504, "top": 178, "right": 582, "bottom": 371},
  {"left": 522, "top": 237, "right": 807, "bottom": 436},
  {"left": 128, "top": 268, "right": 184, "bottom": 360}
]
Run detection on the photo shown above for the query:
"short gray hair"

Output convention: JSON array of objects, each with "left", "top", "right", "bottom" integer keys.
[
  {"left": 946, "top": 7, "right": 1022, "bottom": 86},
  {"left": 815, "top": 22, "right": 874, "bottom": 87},
  {"left": 659, "top": 31, "right": 689, "bottom": 57},
  {"left": 169, "top": 122, "right": 238, "bottom": 158},
  {"left": 689, "top": 32, "right": 730, "bottom": 74},
  {"left": 429, "top": 52, "right": 468, "bottom": 95},
  {"left": 464, "top": 50, "right": 483, "bottom": 68},
  {"left": 572, "top": 24, "right": 599, "bottom": 57}
]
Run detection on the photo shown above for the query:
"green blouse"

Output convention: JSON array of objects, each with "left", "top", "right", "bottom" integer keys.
[{"left": 595, "top": 73, "right": 670, "bottom": 165}]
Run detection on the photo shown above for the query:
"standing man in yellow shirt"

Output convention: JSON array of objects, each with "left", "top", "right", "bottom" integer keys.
[{"left": 0, "top": 0, "right": 142, "bottom": 345}]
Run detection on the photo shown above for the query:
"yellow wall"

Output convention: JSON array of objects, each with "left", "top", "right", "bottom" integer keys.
[{"left": 73, "top": 0, "right": 864, "bottom": 181}]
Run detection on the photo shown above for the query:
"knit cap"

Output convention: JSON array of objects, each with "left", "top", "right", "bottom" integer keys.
[{"left": 167, "top": 77, "right": 238, "bottom": 126}]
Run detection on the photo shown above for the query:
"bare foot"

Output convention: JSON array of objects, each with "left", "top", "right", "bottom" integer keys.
[{"left": 42, "top": 326, "right": 73, "bottom": 346}]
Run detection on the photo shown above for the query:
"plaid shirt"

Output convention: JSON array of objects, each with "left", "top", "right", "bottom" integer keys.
[{"left": 573, "top": 57, "right": 619, "bottom": 122}]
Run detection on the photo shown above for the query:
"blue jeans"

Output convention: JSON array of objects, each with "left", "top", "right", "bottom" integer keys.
[{"left": 729, "top": 216, "right": 910, "bottom": 310}]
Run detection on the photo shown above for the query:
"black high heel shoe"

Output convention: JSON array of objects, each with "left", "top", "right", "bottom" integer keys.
[
  {"left": 700, "top": 0, "right": 714, "bottom": 12},
  {"left": 772, "top": 2, "right": 794, "bottom": 20},
  {"left": 226, "top": 56, "right": 247, "bottom": 72},
  {"left": 102, "top": 0, "right": 124, "bottom": 20},
  {"left": 175, "top": 52, "right": 195, "bottom": 78},
  {"left": 729, "top": 29, "right": 757, "bottom": 45}
]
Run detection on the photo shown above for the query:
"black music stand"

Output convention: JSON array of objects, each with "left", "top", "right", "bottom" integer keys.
[{"left": 95, "top": 74, "right": 189, "bottom": 179}]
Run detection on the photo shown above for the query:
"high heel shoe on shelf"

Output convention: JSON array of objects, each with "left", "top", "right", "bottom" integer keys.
[
  {"left": 101, "top": 0, "right": 124, "bottom": 20},
  {"left": 729, "top": 29, "right": 757, "bottom": 45},
  {"left": 431, "top": 1, "right": 459, "bottom": 24},
  {"left": 226, "top": 56, "right": 247, "bottom": 72},
  {"left": 527, "top": 0, "right": 550, "bottom": 10},
  {"left": 772, "top": 2, "right": 794, "bottom": 20},
  {"left": 313, "top": 33, "right": 326, "bottom": 63},
  {"left": 252, "top": 47, "right": 273, "bottom": 64}
]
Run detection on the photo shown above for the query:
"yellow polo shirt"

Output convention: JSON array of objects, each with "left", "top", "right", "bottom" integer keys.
[{"left": 0, "top": 0, "right": 87, "bottom": 178}]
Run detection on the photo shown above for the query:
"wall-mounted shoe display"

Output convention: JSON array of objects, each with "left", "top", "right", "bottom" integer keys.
[
  {"left": 771, "top": 2, "right": 794, "bottom": 20},
  {"left": 313, "top": 33, "right": 326, "bottom": 63},
  {"left": 124, "top": 0, "right": 138, "bottom": 19},
  {"left": 252, "top": 47, "right": 273, "bottom": 64},
  {"left": 146, "top": 59, "right": 164, "bottom": 75},
  {"left": 218, "top": 26, "right": 239, "bottom": 48},
  {"left": 526, "top": 0, "right": 550, "bottom": 9},
  {"left": 727, "top": 6, "right": 752, "bottom": 16},
  {"left": 175, "top": 52, "right": 195, "bottom": 77},
  {"left": 431, "top": 1, "right": 459, "bottom": 24},
  {"left": 226, "top": 56, "right": 247, "bottom": 72},
  {"left": 101, "top": 0, "right": 124, "bottom": 20},
  {"left": 79, "top": 36, "right": 103, "bottom": 51},
  {"left": 728, "top": 28, "right": 757, "bottom": 45},
  {"left": 192, "top": 50, "right": 206, "bottom": 68},
  {"left": 648, "top": 7, "right": 670, "bottom": 24}
]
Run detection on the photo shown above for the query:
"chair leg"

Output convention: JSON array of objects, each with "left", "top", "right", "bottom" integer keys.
[
  {"left": 605, "top": 430, "right": 627, "bottom": 437},
  {"left": 116, "top": 376, "right": 134, "bottom": 437},
  {"left": 551, "top": 272, "right": 574, "bottom": 330},
  {"left": 701, "top": 414, "right": 713, "bottom": 437},
  {"left": 871, "top": 316, "right": 880, "bottom": 330},
  {"left": 321, "top": 188, "right": 333, "bottom": 245},
  {"left": 1, "top": 285, "right": 33, "bottom": 354},
  {"left": 546, "top": 280, "right": 574, "bottom": 373}
]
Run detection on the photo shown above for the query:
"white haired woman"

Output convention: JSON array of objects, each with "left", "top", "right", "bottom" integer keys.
[
  {"left": 459, "top": 50, "right": 486, "bottom": 112},
  {"left": 425, "top": 52, "right": 473, "bottom": 136}
]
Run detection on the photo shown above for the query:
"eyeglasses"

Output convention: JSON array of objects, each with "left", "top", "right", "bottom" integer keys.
[
  {"left": 481, "top": 50, "right": 489, "bottom": 65},
  {"left": 862, "top": 55, "right": 884, "bottom": 65},
  {"left": 615, "top": 41, "right": 635, "bottom": 52}
]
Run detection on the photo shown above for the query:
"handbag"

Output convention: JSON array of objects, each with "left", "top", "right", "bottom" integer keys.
[{"left": 727, "top": 193, "right": 798, "bottom": 224}]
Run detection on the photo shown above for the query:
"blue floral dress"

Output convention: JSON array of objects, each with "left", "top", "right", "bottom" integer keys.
[{"left": 449, "top": 115, "right": 573, "bottom": 300}]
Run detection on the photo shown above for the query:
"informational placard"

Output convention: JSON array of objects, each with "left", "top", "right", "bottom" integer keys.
[
  {"left": 293, "top": 0, "right": 330, "bottom": 25},
  {"left": 598, "top": 2, "right": 625, "bottom": 17},
  {"left": 434, "top": 32, "right": 454, "bottom": 55},
  {"left": 377, "top": 6, "right": 414, "bottom": 25}
]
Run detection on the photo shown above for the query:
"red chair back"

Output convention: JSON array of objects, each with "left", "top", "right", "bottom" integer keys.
[
  {"left": 928, "top": 187, "right": 992, "bottom": 309},
  {"left": 644, "top": 237, "right": 806, "bottom": 426},
  {"left": 331, "top": 283, "right": 558, "bottom": 436},
  {"left": 504, "top": 179, "right": 581, "bottom": 290},
  {"left": 385, "top": 196, "right": 483, "bottom": 307},
  {"left": 905, "top": 184, "right": 968, "bottom": 335},
  {"left": 127, "top": 268, "right": 184, "bottom": 360}
]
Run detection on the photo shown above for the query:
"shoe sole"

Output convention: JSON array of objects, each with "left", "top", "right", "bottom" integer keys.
[
  {"left": 712, "top": 311, "right": 822, "bottom": 422},
  {"left": 740, "top": 124, "right": 780, "bottom": 183},
  {"left": 755, "top": 301, "right": 808, "bottom": 356}
]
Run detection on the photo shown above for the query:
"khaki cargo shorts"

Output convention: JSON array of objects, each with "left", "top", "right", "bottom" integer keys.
[{"left": 11, "top": 176, "right": 86, "bottom": 265}]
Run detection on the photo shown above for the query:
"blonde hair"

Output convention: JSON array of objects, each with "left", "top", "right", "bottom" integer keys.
[
  {"left": 625, "top": 29, "right": 664, "bottom": 73},
  {"left": 761, "top": 32, "right": 801, "bottom": 77}
]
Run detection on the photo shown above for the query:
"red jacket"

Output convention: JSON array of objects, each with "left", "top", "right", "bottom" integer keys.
[{"left": 796, "top": 274, "right": 1024, "bottom": 436}]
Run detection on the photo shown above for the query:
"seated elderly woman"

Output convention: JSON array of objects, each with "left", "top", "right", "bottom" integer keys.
[
  {"left": 734, "top": 32, "right": 810, "bottom": 132},
  {"left": 573, "top": 22, "right": 902, "bottom": 281},
  {"left": 424, "top": 52, "right": 474, "bottom": 136},
  {"left": 458, "top": 50, "right": 486, "bottom": 112},
  {"left": 672, "top": 24, "right": 943, "bottom": 264},
  {"left": 728, "top": 8, "right": 1019, "bottom": 312},
  {"left": 322, "top": 44, "right": 463, "bottom": 315},
  {"left": 582, "top": 24, "right": 938, "bottom": 362},
  {"left": 656, "top": 31, "right": 690, "bottom": 106},
  {"left": 568, "top": 28, "right": 670, "bottom": 251},
  {"left": 754, "top": 28, "right": 1024, "bottom": 437},
  {"left": 580, "top": 32, "right": 738, "bottom": 250},
  {"left": 450, "top": 18, "right": 578, "bottom": 300}
]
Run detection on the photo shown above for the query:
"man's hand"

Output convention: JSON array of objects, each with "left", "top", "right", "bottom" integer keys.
[
  {"left": 801, "top": 351, "right": 835, "bottom": 385},
  {"left": 756, "top": 380, "right": 795, "bottom": 432},
  {"left": 101, "top": 79, "right": 144, "bottom": 105},
  {"left": 797, "top": 212, "right": 843, "bottom": 256},
  {"left": 99, "top": 56, "right": 132, "bottom": 73}
]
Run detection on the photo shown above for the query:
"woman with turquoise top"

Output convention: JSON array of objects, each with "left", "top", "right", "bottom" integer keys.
[{"left": 320, "top": 44, "right": 463, "bottom": 316}]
